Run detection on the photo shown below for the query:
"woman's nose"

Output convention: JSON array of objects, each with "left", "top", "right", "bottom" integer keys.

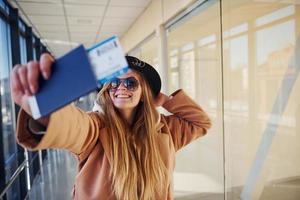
[{"left": 117, "top": 82, "right": 127, "bottom": 90}]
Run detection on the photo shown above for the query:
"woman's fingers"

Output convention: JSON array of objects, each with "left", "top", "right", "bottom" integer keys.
[
  {"left": 11, "top": 53, "right": 54, "bottom": 97},
  {"left": 40, "top": 53, "right": 54, "bottom": 80},
  {"left": 27, "top": 60, "right": 40, "bottom": 94},
  {"left": 17, "top": 65, "right": 31, "bottom": 96},
  {"left": 154, "top": 92, "right": 170, "bottom": 107},
  {"left": 11, "top": 64, "right": 25, "bottom": 96},
  {"left": 11, "top": 55, "right": 54, "bottom": 117}
]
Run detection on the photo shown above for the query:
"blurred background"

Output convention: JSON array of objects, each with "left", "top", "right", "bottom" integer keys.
[{"left": 0, "top": 0, "right": 300, "bottom": 199}]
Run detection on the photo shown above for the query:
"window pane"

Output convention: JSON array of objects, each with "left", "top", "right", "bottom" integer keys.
[
  {"left": 18, "top": 20, "right": 26, "bottom": 34},
  {"left": 0, "top": 0, "right": 8, "bottom": 13},
  {"left": 74, "top": 92, "right": 97, "bottom": 111},
  {"left": 166, "top": 0, "right": 224, "bottom": 199},
  {"left": 223, "top": 1, "right": 300, "bottom": 199},
  {"left": 128, "top": 35, "right": 160, "bottom": 73},
  {"left": 0, "top": 16, "right": 21, "bottom": 199},
  {"left": 33, "top": 47, "right": 37, "bottom": 60},
  {"left": 20, "top": 36, "right": 27, "bottom": 64}
]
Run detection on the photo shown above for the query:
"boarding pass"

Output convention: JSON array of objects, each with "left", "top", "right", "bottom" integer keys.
[{"left": 87, "top": 36, "right": 129, "bottom": 85}]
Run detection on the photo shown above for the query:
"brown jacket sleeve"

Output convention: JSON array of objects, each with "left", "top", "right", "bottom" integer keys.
[
  {"left": 162, "top": 89, "right": 212, "bottom": 152},
  {"left": 16, "top": 104, "right": 102, "bottom": 156}
]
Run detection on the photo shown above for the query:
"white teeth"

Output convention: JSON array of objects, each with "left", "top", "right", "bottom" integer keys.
[{"left": 116, "top": 94, "right": 130, "bottom": 98}]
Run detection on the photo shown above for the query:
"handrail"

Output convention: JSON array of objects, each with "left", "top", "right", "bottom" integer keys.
[
  {"left": 0, "top": 159, "right": 26, "bottom": 198},
  {"left": 29, "top": 152, "right": 39, "bottom": 166},
  {"left": 0, "top": 149, "right": 47, "bottom": 199}
]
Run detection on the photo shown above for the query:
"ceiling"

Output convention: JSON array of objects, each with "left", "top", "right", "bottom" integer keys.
[{"left": 8, "top": 0, "right": 151, "bottom": 57}]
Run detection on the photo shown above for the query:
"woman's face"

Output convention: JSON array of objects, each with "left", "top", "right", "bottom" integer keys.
[{"left": 108, "top": 70, "right": 142, "bottom": 113}]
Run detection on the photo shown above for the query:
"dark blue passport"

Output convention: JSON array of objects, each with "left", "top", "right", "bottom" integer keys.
[{"left": 28, "top": 45, "right": 98, "bottom": 119}]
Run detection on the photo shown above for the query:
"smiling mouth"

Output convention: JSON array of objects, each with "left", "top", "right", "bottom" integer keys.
[{"left": 115, "top": 94, "right": 132, "bottom": 98}]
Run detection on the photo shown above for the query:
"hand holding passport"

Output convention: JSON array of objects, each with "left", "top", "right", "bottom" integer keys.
[{"left": 11, "top": 36, "right": 129, "bottom": 120}]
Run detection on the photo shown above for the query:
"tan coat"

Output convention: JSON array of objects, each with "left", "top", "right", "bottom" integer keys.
[{"left": 16, "top": 90, "right": 211, "bottom": 200}]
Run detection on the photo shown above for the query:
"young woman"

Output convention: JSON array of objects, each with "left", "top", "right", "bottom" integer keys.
[{"left": 11, "top": 54, "right": 212, "bottom": 200}]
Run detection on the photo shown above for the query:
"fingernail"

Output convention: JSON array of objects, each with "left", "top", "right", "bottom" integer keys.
[
  {"left": 25, "top": 89, "right": 30, "bottom": 96},
  {"left": 30, "top": 85, "right": 36, "bottom": 93},
  {"left": 43, "top": 71, "right": 49, "bottom": 80}
]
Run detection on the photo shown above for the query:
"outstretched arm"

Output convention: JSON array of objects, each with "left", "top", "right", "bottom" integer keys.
[{"left": 11, "top": 53, "right": 102, "bottom": 156}]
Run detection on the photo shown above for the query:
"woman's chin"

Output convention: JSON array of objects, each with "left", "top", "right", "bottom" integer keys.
[{"left": 114, "top": 103, "right": 135, "bottom": 110}]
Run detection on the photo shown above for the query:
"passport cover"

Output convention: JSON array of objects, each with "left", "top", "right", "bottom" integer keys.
[{"left": 28, "top": 45, "right": 98, "bottom": 119}]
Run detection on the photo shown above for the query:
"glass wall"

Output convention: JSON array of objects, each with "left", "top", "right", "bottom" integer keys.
[
  {"left": 19, "top": 35, "right": 27, "bottom": 64},
  {"left": 0, "top": 1, "right": 50, "bottom": 198},
  {"left": 163, "top": 0, "right": 300, "bottom": 199},
  {"left": 75, "top": 92, "right": 98, "bottom": 111},
  {"left": 19, "top": 21, "right": 27, "bottom": 65},
  {"left": 0, "top": 14, "right": 20, "bottom": 200},
  {"left": 128, "top": 34, "right": 160, "bottom": 73},
  {"left": 166, "top": 0, "right": 224, "bottom": 199},
  {"left": 32, "top": 37, "right": 37, "bottom": 60},
  {"left": 222, "top": 1, "right": 300, "bottom": 199}
]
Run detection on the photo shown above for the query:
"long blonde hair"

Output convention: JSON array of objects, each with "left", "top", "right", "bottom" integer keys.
[{"left": 96, "top": 73, "right": 167, "bottom": 200}]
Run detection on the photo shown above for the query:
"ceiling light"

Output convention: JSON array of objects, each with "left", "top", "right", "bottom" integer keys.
[{"left": 41, "top": 39, "right": 79, "bottom": 46}]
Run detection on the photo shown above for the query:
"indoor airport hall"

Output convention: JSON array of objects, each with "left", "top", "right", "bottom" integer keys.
[{"left": 0, "top": 0, "right": 300, "bottom": 199}]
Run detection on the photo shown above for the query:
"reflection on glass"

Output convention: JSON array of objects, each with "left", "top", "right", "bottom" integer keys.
[
  {"left": 75, "top": 92, "right": 97, "bottom": 111},
  {"left": 20, "top": 35, "right": 27, "bottom": 64},
  {"left": 33, "top": 47, "right": 37, "bottom": 60},
  {"left": 198, "top": 34, "right": 216, "bottom": 46},
  {"left": 223, "top": 23, "right": 248, "bottom": 38},
  {"left": 0, "top": 17, "right": 20, "bottom": 199},
  {"left": 128, "top": 34, "right": 159, "bottom": 71},
  {"left": 223, "top": 1, "right": 300, "bottom": 199},
  {"left": 256, "top": 20, "right": 294, "bottom": 66},
  {"left": 255, "top": 5, "right": 294, "bottom": 27},
  {"left": 0, "top": 0, "right": 8, "bottom": 13},
  {"left": 180, "top": 51, "right": 195, "bottom": 98},
  {"left": 18, "top": 20, "right": 26, "bottom": 34},
  {"left": 167, "top": 0, "right": 224, "bottom": 199},
  {"left": 170, "top": 72, "right": 179, "bottom": 92}
]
